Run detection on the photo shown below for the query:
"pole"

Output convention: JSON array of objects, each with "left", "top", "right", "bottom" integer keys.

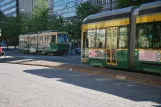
[{"left": 0, "top": 29, "right": 1, "bottom": 37}]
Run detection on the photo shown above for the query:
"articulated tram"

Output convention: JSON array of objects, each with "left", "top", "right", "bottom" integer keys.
[
  {"left": 81, "top": 1, "right": 161, "bottom": 73},
  {"left": 19, "top": 30, "right": 69, "bottom": 55}
]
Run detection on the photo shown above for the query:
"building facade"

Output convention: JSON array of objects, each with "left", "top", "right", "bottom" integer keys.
[
  {"left": 19, "top": 0, "right": 53, "bottom": 16},
  {"left": 53, "top": 0, "right": 87, "bottom": 18},
  {"left": 89, "top": 0, "right": 116, "bottom": 12},
  {"left": 19, "top": 0, "right": 33, "bottom": 15},
  {"left": 0, "top": 0, "right": 18, "bottom": 16}
]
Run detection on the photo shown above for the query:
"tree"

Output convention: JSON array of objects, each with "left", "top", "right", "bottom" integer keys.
[
  {"left": 76, "top": 1, "right": 102, "bottom": 22},
  {"left": 32, "top": 0, "right": 49, "bottom": 31},
  {"left": 0, "top": 11, "right": 6, "bottom": 36},
  {"left": 116, "top": 0, "right": 156, "bottom": 9},
  {"left": 0, "top": 11, "right": 6, "bottom": 25},
  {"left": 73, "top": 1, "right": 102, "bottom": 42},
  {"left": 2, "top": 16, "right": 22, "bottom": 49}
]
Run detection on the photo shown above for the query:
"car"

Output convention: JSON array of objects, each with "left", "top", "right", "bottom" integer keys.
[{"left": 75, "top": 48, "right": 81, "bottom": 54}]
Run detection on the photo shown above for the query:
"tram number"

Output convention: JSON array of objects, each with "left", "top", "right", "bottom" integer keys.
[{"left": 155, "top": 52, "right": 161, "bottom": 62}]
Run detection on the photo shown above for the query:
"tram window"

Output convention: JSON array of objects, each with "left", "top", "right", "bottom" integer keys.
[
  {"left": 154, "top": 23, "right": 161, "bottom": 49},
  {"left": 64, "top": 34, "right": 68, "bottom": 43},
  {"left": 136, "top": 24, "right": 153, "bottom": 48},
  {"left": 83, "top": 32, "right": 88, "bottom": 48},
  {"left": 44, "top": 36, "right": 46, "bottom": 43},
  {"left": 118, "top": 27, "right": 128, "bottom": 48},
  {"left": 43, "top": 36, "right": 45, "bottom": 43},
  {"left": 45, "top": 36, "right": 48, "bottom": 43},
  {"left": 86, "top": 35, "right": 88, "bottom": 48},
  {"left": 87, "top": 29, "right": 105, "bottom": 48},
  {"left": 40, "top": 36, "right": 43, "bottom": 43},
  {"left": 46, "top": 36, "right": 49, "bottom": 43},
  {"left": 83, "top": 32, "right": 86, "bottom": 48},
  {"left": 85, "top": 32, "right": 88, "bottom": 48},
  {"left": 87, "top": 29, "right": 96, "bottom": 48},
  {"left": 51, "top": 36, "right": 56, "bottom": 43},
  {"left": 96, "top": 29, "right": 106, "bottom": 48},
  {"left": 57, "top": 34, "right": 68, "bottom": 43}
]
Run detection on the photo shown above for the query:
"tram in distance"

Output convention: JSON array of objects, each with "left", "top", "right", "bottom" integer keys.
[
  {"left": 81, "top": 1, "right": 161, "bottom": 73},
  {"left": 19, "top": 30, "right": 69, "bottom": 55}
]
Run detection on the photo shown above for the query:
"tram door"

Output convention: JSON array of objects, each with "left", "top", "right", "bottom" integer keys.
[{"left": 106, "top": 27, "right": 118, "bottom": 65}]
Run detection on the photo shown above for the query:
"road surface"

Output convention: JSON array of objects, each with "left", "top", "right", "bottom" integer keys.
[
  {"left": 0, "top": 63, "right": 161, "bottom": 107},
  {"left": 3, "top": 50, "right": 81, "bottom": 65}
]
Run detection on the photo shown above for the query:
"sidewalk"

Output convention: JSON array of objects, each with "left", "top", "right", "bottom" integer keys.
[{"left": 1, "top": 55, "right": 161, "bottom": 86}]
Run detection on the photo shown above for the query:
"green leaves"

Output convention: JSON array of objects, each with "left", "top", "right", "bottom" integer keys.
[
  {"left": 0, "top": 1, "right": 103, "bottom": 45},
  {"left": 76, "top": 1, "right": 102, "bottom": 22},
  {"left": 32, "top": 0, "right": 48, "bottom": 17},
  {"left": 72, "top": 1, "right": 102, "bottom": 41}
]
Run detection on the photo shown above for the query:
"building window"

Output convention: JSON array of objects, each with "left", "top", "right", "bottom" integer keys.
[
  {"left": 1, "top": 1, "right": 16, "bottom": 11},
  {"left": 4, "top": 8, "right": 16, "bottom": 14},
  {"left": 1, "top": 0, "right": 12, "bottom": 5}
]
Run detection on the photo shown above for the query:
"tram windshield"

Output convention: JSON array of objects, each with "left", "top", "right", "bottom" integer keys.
[{"left": 57, "top": 34, "right": 69, "bottom": 43}]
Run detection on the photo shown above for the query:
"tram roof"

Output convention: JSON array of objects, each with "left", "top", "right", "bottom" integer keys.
[
  {"left": 139, "top": 1, "right": 161, "bottom": 15},
  {"left": 19, "top": 34, "right": 29, "bottom": 36},
  {"left": 20, "top": 30, "right": 63, "bottom": 36},
  {"left": 82, "top": 6, "right": 133, "bottom": 24},
  {"left": 38, "top": 30, "right": 60, "bottom": 33},
  {"left": 140, "top": 1, "right": 161, "bottom": 10}
]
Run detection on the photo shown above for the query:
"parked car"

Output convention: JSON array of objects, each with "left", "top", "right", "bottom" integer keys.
[{"left": 75, "top": 48, "right": 81, "bottom": 54}]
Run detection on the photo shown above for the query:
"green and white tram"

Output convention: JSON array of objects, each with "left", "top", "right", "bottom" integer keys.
[
  {"left": 19, "top": 30, "right": 69, "bottom": 55},
  {"left": 19, "top": 34, "right": 29, "bottom": 52},
  {"left": 81, "top": 1, "right": 161, "bottom": 73}
]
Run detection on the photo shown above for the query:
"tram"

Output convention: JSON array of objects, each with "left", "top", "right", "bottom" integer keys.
[
  {"left": 81, "top": 1, "right": 161, "bottom": 73},
  {"left": 19, "top": 30, "right": 69, "bottom": 55}
]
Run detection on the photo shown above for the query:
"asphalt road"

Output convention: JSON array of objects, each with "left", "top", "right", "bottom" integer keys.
[
  {"left": 0, "top": 63, "right": 161, "bottom": 107},
  {"left": 4, "top": 50, "right": 81, "bottom": 65}
]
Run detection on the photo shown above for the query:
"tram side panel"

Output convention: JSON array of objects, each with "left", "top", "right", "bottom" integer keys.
[
  {"left": 81, "top": 18, "right": 130, "bottom": 68},
  {"left": 37, "top": 32, "right": 58, "bottom": 54},
  {"left": 29, "top": 34, "right": 38, "bottom": 53},
  {"left": 134, "top": 2, "right": 161, "bottom": 73},
  {"left": 19, "top": 35, "right": 23, "bottom": 51},
  {"left": 19, "top": 35, "right": 29, "bottom": 52}
]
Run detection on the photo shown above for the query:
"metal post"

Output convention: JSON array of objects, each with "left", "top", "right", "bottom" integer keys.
[{"left": 0, "top": 29, "right": 1, "bottom": 37}]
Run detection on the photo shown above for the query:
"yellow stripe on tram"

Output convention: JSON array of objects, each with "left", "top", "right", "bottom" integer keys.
[
  {"left": 82, "top": 18, "right": 129, "bottom": 30},
  {"left": 136, "top": 13, "right": 161, "bottom": 23}
]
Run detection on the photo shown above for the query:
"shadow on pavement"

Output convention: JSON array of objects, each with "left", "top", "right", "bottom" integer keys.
[{"left": 24, "top": 68, "right": 161, "bottom": 105}]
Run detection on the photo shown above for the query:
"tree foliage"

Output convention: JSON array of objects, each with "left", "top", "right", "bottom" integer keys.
[
  {"left": 116, "top": 0, "right": 156, "bottom": 9},
  {"left": 0, "top": 1, "right": 103, "bottom": 47},
  {"left": 1, "top": 15, "right": 22, "bottom": 47},
  {"left": 0, "top": 11, "right": 6, "bottom": 29},
  {"left": 76, "top": 1, "right": 102, "bottom": 22},
  {"left": 72, "top": 1, "right": 102, "bottom": 42}
]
